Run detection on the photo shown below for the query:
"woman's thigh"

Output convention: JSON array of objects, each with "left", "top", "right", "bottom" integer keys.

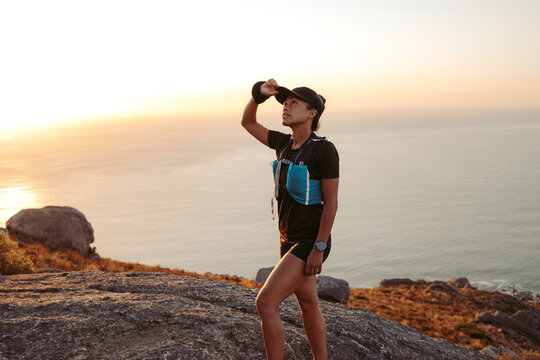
[{"left": 258, "top": 253, "right": 311, "bottom": 307}]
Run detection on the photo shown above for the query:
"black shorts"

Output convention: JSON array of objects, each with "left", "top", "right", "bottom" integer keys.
[{"left": 280, "top": 236, "right": 331, "bottom": 263}]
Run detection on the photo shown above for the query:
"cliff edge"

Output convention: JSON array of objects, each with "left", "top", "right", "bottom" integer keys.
[{"left": 0, "top": 270, "right": 490, "bottom": 360}]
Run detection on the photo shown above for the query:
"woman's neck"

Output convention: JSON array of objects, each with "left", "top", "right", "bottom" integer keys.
[{"left": 291, "top": 126, "right": 312, "bottom": 150}]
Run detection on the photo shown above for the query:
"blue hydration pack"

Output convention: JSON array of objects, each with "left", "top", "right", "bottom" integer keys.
[{"left": 272, "top": 135, "right": 325, "bottom": 206}]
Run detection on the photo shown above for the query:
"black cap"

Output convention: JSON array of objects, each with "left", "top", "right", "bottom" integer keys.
[{"left": 275, "top": 86, "right": 326, "bottom": 118}]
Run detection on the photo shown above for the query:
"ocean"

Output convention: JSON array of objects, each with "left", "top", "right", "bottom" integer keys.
[{"left": 1, "top": 110, "right": 539, "bottom": 293}]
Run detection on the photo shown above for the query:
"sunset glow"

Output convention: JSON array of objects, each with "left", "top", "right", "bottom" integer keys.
[
  {"left": 1, "top": 0, "right": 539, "bottom": 133},
  {"left": 0, "top": 187, "right": 41, "bottom": 226}
]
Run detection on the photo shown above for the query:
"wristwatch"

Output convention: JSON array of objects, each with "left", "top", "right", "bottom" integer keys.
[{"left": 314, "top": 241, "right": 327, "bottom": 251}]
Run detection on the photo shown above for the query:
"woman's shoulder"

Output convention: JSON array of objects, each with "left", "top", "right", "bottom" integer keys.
[
  {"left": 309, "top": 135, "right": 339, "bottom": 178},
  {"left": 312, "top": 135, "right": 339, "bottom": 156},
  {"left": 268, "top": 130, "right": 291, "bottom": 150}
]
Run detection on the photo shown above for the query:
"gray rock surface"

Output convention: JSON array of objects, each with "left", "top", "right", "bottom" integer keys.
[
  {"left": 480, "top": 345, "right": 520, "bottom": 359},
  {"left": 0, "top": 271, "right": 491, "bottom": 360},
  {"left": 480, "top": 346, "right": 499, "bottom": 358},
  {"left": 6, "top": 206, "right": 94, "bottom": 255},
  {"left": 316, "top": 275, "right": 350, "bottom": 304},
  {"left": 379, "top": 278, "right": 416, "bottom": 287}
]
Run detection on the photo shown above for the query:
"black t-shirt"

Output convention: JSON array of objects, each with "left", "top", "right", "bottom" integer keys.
[{"left": 268, "top": 130, "right": 339, "bottom": 244}]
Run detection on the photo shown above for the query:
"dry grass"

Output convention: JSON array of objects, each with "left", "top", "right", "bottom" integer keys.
[
  {"left": 17, "top": 240, "right": 257, "bottom": 288},
  {"left": 497, "top": 350, "right": 540, "bottom": 359},
  {"left": 520, "top": 350, "right": 540, "bottom": 360},
  {"left": 349, "top": 283, "right": 540, "bottom": 358},
  {"left": 0, "top": 232, "right": 35, "bottom": 275}
]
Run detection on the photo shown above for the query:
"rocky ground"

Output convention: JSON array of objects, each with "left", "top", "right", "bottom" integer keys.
[{"left": 0, "top": 270, "right": 492, "bottom": 360}]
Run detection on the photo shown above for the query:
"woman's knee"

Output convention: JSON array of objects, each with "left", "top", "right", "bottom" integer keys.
[
  {"left": 296, "top": 293, "right": 319, "bottom": 314},
  {"left": 255, "top": 290, "right": 278, "bottom": 317}
]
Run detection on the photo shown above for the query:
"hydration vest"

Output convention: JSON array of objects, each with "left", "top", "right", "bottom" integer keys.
[{"left": 271, "top": 134, "right": 325, "bottom": 206}]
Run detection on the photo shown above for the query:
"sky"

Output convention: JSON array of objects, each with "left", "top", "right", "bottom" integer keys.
[{"left": 1, "top": 0, "right": 539, "bottom": 132}]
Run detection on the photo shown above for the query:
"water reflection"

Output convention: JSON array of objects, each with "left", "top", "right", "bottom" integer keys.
[{"left": 0, "top": 186, "right": 41, "bottom": 226}]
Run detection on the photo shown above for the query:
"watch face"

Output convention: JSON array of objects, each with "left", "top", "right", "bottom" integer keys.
[{"left": 316, "top": 241, "right": 326, "bottom": 251}]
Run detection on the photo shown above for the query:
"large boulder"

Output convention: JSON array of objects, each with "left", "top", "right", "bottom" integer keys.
[
  {"left": 316, "top": 275, "right": 350, "bottom": 304},
  {"left": 6, "top": 206, "right": 94, "bottom": 255}
]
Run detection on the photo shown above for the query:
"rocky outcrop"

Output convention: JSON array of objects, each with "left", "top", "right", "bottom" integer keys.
[
  {"left": 0, "top": 271, "right": 491, "bottom": 360},
  {"left": 514, "top": 291, "right": 540, "bottom": 305},
  {"left": 316, "top": 275, "right": 350, "bottom": 304},
  {"left": 476, "top": 310, "right": 540, "bottom": 343},
  {"left": 425, "top": 281, "right": 458, "bottom": 294},
  {"left": 501, "top": 286, "right": 540, "bottom": 306},
  {"left": 380, "top": 277, "right": 476, "bottom": 291},
  {"left": 6, "top": 206, "right": 94, "bottom": 255},
  {"left": 380, "top": 278, "right": 416, "bottom": 287},
  {"left": 447, "top": 277, "right": 475, "bottom": 289}
]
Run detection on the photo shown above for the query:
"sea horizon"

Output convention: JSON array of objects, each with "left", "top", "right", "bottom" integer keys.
[{"left": 1, "top": 110, "right": 539, "bottom": 294}]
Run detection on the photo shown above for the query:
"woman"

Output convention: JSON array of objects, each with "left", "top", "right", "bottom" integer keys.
[{"left": 241, "top": 78, "right": 339, "bottom": 360}]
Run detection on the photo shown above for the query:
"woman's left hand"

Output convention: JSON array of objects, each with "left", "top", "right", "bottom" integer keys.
[{"left": 305, "top": 248, "right": 324, "bottom": 276}]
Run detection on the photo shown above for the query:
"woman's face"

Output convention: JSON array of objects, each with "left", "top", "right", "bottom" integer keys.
[{"left": 281, "top": 95, "right": 316, "bottom": 128}]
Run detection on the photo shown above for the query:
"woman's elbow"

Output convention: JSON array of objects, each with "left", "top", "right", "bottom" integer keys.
[
  {"left": 325, "top": 198, "right": 338, "bottom": 211},
  {"left": 241, "top": 115, "right": 255, "bottom": 129}
]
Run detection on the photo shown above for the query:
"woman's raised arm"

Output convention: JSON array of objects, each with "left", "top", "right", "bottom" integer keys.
[{"left": 241, "top": 79, "right": 279, "bottom": 146}]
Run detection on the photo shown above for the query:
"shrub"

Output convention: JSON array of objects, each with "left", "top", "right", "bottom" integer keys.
[{"left": 0, "top": 232, "right": 36, "bottom": 275}]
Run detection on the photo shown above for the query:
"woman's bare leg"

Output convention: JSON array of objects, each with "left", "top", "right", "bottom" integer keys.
[
  {"left": 295, "top": 276, "right": 327, "bottom": 360},
  {"left": 255, "top": 253, "right": 311, "bottom": 360}
]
